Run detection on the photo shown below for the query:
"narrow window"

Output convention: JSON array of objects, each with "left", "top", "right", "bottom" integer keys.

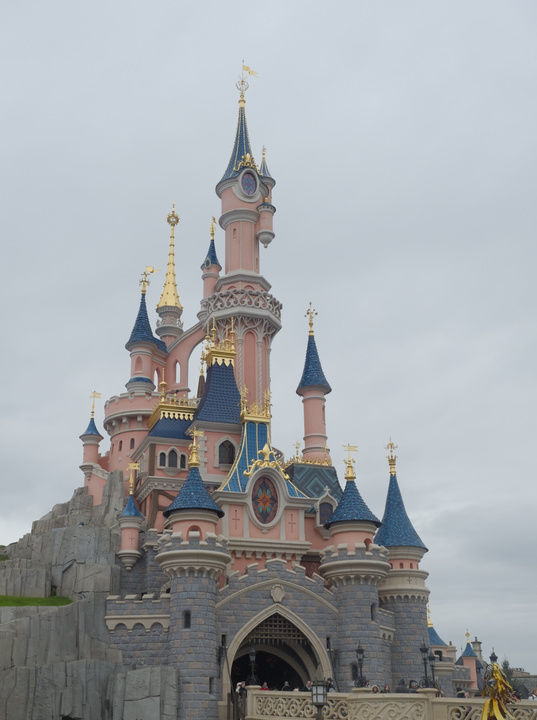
[
  {"left": 371, "top": 602, "right": 377, "bottom": 621},
  {"left": 159, "top": 452, "right": 166, "bottom": 467},
  {"left": 184, "top": 610, "right": 191, "bottom": 628},
  {"left": 219, "top": 440, "right": 235, "bottom": 465},
  {"left": 130, "top": 438, "right": 135, "bottom": 450},
  {"left": 168, "top": 450, "right": 178, "bottom": 468},
  {"left": 180, "top": 454, "right": 186, "bottom": 469},
  {"left": 399, "top": 562, "right": 404, "bottom": 569},
  {"left": 119, "top": 441, "right": 123, "bottom": 451}
]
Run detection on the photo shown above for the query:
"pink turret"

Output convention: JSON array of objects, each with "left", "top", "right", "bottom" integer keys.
[
  {"left": 79, "top": 393, "right": 108, "bottom": 505},
  {"left": 201, "top": 218, "right": 222, "bottom": 299},
  {"left": 117, "top": 462, "right": 145, "bottom": 571},
  {"left": 296, "top": 305, "right": 332, "bottom": 462}
]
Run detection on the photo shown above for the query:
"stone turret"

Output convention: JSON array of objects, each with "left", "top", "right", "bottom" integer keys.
[
  {"left": 156, "top": 435, "right": 230, "bottom": 720},
  {"left": 320, "top": 450, "right": 390, "bottom": 689},
  {"left": 376, "top": 442, "right": 430, "bottom": 683}
]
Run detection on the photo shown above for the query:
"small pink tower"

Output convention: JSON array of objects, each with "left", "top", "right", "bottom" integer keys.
[
  {"left": 117, "top": 462, "right": 145, "bottom": 571},
  {"left": 79, "top": 391, "right": 107, "bottom": 504},
  {"left": 296, "top": 304, "right": 332, "bottom": 463}
]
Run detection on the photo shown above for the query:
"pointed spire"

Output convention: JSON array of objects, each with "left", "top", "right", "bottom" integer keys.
[
  {"left": 220, "top": 77, "right": 256, "bottom": 182},
  {"left": 157, "top": 204, "right": 182, "bottom": 310},
  {"left": 120, "top": 463, "right": 143, "bottom": 518},
  {"left": 427, "top": 607, "right": 448, "bottom": 646},
  {"left": 127, "top": 270, "right": 168, "bottom": 353},
  {"left": 374, "top": 442, "right": 428, "bottom": 550},
  {"left": 163, "top": 432, "right": 224, "bottom": 519},
  {"left": 324, "top": 446, "right": 380, "bottom": 528},
  {"left": 201, "top": 216, "right": 221, "bottom": 269},
  {"left": 80, "top": 391, "right": 103, "bottom": 438},
  {"left": 296, "top": 303, "right": 331, "bottom": 394},
  {"left": 259, "top": 146, "right": 273, "bottom": 179}
]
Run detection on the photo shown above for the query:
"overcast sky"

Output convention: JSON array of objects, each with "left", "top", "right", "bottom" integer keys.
[{"left": 1, "top": 1, "right": 536, "bottom": 674}]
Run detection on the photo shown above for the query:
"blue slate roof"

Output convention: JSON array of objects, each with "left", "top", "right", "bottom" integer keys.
[
  {"left": 220, "top": 420, "right": 308, "bottom": 498},
  {"left": 163, "top": 465, "right": 224, "bottom": 518},
  {"left": 120, "top": 494, "right": 144, "bottom": 518},
  {"left": 148, "top": 416, "right": 192, "bottom": 440},
  {"left": 126, "top": 292, "right": 168, "bottom": 353},
  {"left": 221, "top": 104, "right": 253, "bottom": 182},
  {"left": 297, "top": 334, "right": 331, "bottom": 394},
  {"left": 202, "top": 238, "right": 221, "bottom": 269},
  {"left": 128, "top": 376, "right": 153, "bottom": 383},
  {"left": 375, "top": 473, "right": 427, "bottom": 550},
  {"left": 259, "top": 153, "right": 273, "bottom": 179},
  {"left": 286, "top": 464, "right": 343, "bottom": 501},
  {"left": 81, "top": 417, "right": 103, "bottom": 438},
  {"left": 325, "top": 478, "right": 380, "bottom": 528},
  {"left": 428, "top": 625, "right": 447, "bottom": 647},
  {"left": 461, "top": 642, "right": 477, "bottom": 658},
  {"left": 193, "top": 362, "right": 241, "bottom": 424}
]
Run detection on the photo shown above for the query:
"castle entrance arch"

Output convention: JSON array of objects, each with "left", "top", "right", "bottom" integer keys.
[{"left": 228, "top": 611, "right": 330, "bottom": 692}]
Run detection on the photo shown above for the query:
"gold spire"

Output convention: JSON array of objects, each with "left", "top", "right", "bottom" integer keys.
[
  {"left": 343, "top": 444, "right": 358, "bottom": 482},
  {"left": 157, "top": 204, "right": 182, "bottom": 309},
  {"left": 305, "top": 302, "right": 317, "bottom": 336},
  {"left": 189, "top": 430, "right": 203, "bottom": 468},
  {"left": 140, "top": 266, "right": 159, "bottom": 294},
  {"left": 466, "top": 629, "right": 470, "bottom": 643},
  {"left": 210, "top": 216, "right": 216, "bottom": 241},
  {"left": 89, "top": 391, "right": 101, "bottom": 418},
  {"left": 237, "top": 62, "right": 258, "bottom": 108},
  {"left": 127, "top": 462, "right": 139, "bottom": 495},
  {"left": 159, "top": 367, "right": 167, "bottom": 399},
  {"left": 386, "top": 438, "right": 398, "bottom": 475},
  {"left": 204, "top": 317, "right": 236, "bottom": 367},
  {"left": 427, "top": 605, "right": 433, "bottom": 628}
]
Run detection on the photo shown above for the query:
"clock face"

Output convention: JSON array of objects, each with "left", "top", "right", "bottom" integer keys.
[
  {"left": 252, "top": 475, "right": 278, "bottom": 524},
  {"left": 241, "top": 171, "right": 257, "bottom": 197}
]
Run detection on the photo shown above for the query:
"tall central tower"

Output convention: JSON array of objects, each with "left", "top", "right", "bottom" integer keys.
[{"left": 199, "top": 76, "right": 280, "bottom": 405}]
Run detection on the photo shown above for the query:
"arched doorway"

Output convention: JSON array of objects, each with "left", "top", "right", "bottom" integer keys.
[{"left": 230, "top": 612, "right": 323, "bottom": 691}]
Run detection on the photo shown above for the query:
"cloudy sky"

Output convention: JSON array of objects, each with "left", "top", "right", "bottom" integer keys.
[{"left": 2, "top": 1, "right": 536, "bottom": 674}]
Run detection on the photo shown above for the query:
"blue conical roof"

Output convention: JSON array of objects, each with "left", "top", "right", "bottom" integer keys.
[
  {"left": 163, "top": 465, "right": 224, "bottom": 518},
  {"left": 375, "top": 473, "right": 427, "bottom": 550},
  {"left": 297, "top": 334, "right": 331, "bottom": 394},
  {"left": 126, "top": 292, "right": 167, "bottom": 353},
  {"left": 120, "top": 493, "right": 144, "bottom": 518},
  {"left": 80, "top": 417, "right": 103, "bottom": 438},
  {"left": 428, "top": 625, "right": 447, "bottom": 647},
  {"left": 325, "top": 479, "right": 380, "bottom": 528},
  {"left": 461, "top": 642, "right": 477, "bottom": 658},
  {"left": 193, "top": 361, "right": 241, "bottom": 424},
  {"left": 259, "top": 152, "right": 273, "bottom": 179},
  {"left": 221, "top": 102, "right": 253, "bottom": 182},
  {"left": 201, "top": 237, "right": 221, "bottom": 269}
]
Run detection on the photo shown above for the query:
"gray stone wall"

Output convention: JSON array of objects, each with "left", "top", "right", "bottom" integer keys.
[{"left": 381, "top": 596, "right": 429, "bottom": 684}]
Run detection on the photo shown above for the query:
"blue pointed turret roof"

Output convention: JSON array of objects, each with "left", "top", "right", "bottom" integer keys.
[
  {"left": 202, "top": 237, "right": 221, "bottom": 269},
  {"left": 80, "top": 416, "right": 103, "bottom": 438},
  {"left": 428, "top": 625, "right": 447, "bottom": 647},
  {"left": 193, "top": 361, "right": 241, "bottom": 424},
  {"left": 148, "top": 416, "right": 192, "bottom": 440},
  {"left": 221, "top": 95, "right": 253, "bottom": 182},
  {"left": 219, "top": 418, "right": 308, "bottom": 498},
  {"left": 120, "top": 493, "right": 144, "bottom": 518},
  {"left": 375, "top": 472, "right": 427, "bottom": 550},
  {"left": 163, "top": 464, "right": 224, "bottom": 518},
  {"left": 461, "top": 642, "right": 477, "bottom": 658},
  {"left": 297, "top": 333, "right": 331, "bottom": 394},
  {"left": 126, "top": 292, "right": 168, "bottom": 353},
  {"left": 259, "top": 149, "right": 273, "bottom": 179},
  {"left": 325, "top": 475, "right": 380, "bottom": 528}
]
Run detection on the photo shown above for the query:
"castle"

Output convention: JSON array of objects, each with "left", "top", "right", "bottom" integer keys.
[{"left": 0, "top": 76, "right": 479, "bottom": 720}]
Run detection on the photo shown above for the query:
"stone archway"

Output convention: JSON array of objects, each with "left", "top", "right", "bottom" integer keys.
[{"left": 222, "top": 606, "right": 332, "bottom": 698}]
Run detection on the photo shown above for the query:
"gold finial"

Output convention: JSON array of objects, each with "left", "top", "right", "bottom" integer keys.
[
  {"left": 199, "top": 348, "right": 206, "bottom": 375},
  {"left": 210, "top": 216, "right": 216, "bottom": 240},
  {"left": 237, "top": 62, "right": 258, "bottom": 107},
  {"left": 127, "top": 462, "right": 139, "bottom": 495},
  {"left": 294, "top": 442, "right": 301, "bottom": 462},
  {"left": 305, "top": 302, "right": 317, "bottom": 336},
  {"left": 466, "top": 629, "right": 470, "bottom": 643},
  {"left": 159, "top": 367, "right": 167, "bottom": 398},
  {"left": 427, "top": 606, "right": 433, "bottom": 628},
  {"left": 262, "top": 146, "right": 266, "bottom": 161},
  {"left": 342, "top": 444, "right": 358, "bottom": 482},
  {"left": 323, "top": 445, "right": 330, "bottom": 462},
  {"left": 189, "top": 430, "right": 203, "bottom": 467},
  {"left": 386, "top": 438, "right": 398, "bottom": 475},
  {"left": 89, "top": 391, "right": 101, "bottom": 418},
  {"left": 158, "top": 204, "right": 182, "bottom": 309},
  {"left": 140, "top": 266, "right": 160, "bottom": 294},
  {"left": 240, "top": 385, "right": 249, "bottom": 415}
]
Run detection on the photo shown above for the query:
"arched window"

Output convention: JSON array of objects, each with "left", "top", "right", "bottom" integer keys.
[
  {"left": 371, "top": 602, "right": 377, "bottom": 621},
  {"left": 180, "top": 454, "right": 187, "bottom": 469},
  {"left": 218, "top": 440, "right": 235, "bottom": 466},
  {"left": 319, "top": 502, "right": 333, "bottom": 525},
  {"left": 135, "top": 357, "right": 142, "bottom": 373},
  {"left": 130, "top": 438, "right": 135, "bottom": 450},
  {"left": 159, "top": 452, "right": 166, "bottom": 467},
  {"left": 119, "top": 440, "right": 123, "bottom": 451},
  {"left": 364, "top": 538, "right": 372, "bottom": 551},
  {"left": 399, "top": 562, "right": 404, "bottom": 569},
  {"left": 168, "top": 450, "right": 178, "bottom": 468}
]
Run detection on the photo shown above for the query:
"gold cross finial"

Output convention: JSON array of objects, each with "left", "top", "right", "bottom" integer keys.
[
  {"left": 167, "top": 203, "right": 179, "bottom": 227},
  {"left": 305, "top": 302, "right": 317, "bottom": 336},
  {"left": 159, "top": 367, "right": 167, "bottom": 398},
  {"left": 385, "top": 438, "right": 398, "bottom": 475},
  {"left": 89, "top": 391, "right": 101, "bottom": 418},
  {"left": 342, "top": 444, "right": 358, "bottom": 482},
  {"left": 210, "top": 216, "right": 216, "bottom": 240},
  {"left": 139, "top": 266, "right": 160, "bottom": 294},
  {"left": 127, "top": 462, "right": 139, "bottom": 495},
  {"left": 294, "top": 442, "right": 301, "bottom": 462}
]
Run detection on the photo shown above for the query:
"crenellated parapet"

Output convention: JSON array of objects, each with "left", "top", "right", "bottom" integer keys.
[
  {"left": 105, "top": 593, "right": 171, "bottom": 633},
  {"left": 320, "top": 543, "right": 391, "bottom": 587},
  {"left": 155, "top": 531, "right": 231, "bottom": 580}
]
